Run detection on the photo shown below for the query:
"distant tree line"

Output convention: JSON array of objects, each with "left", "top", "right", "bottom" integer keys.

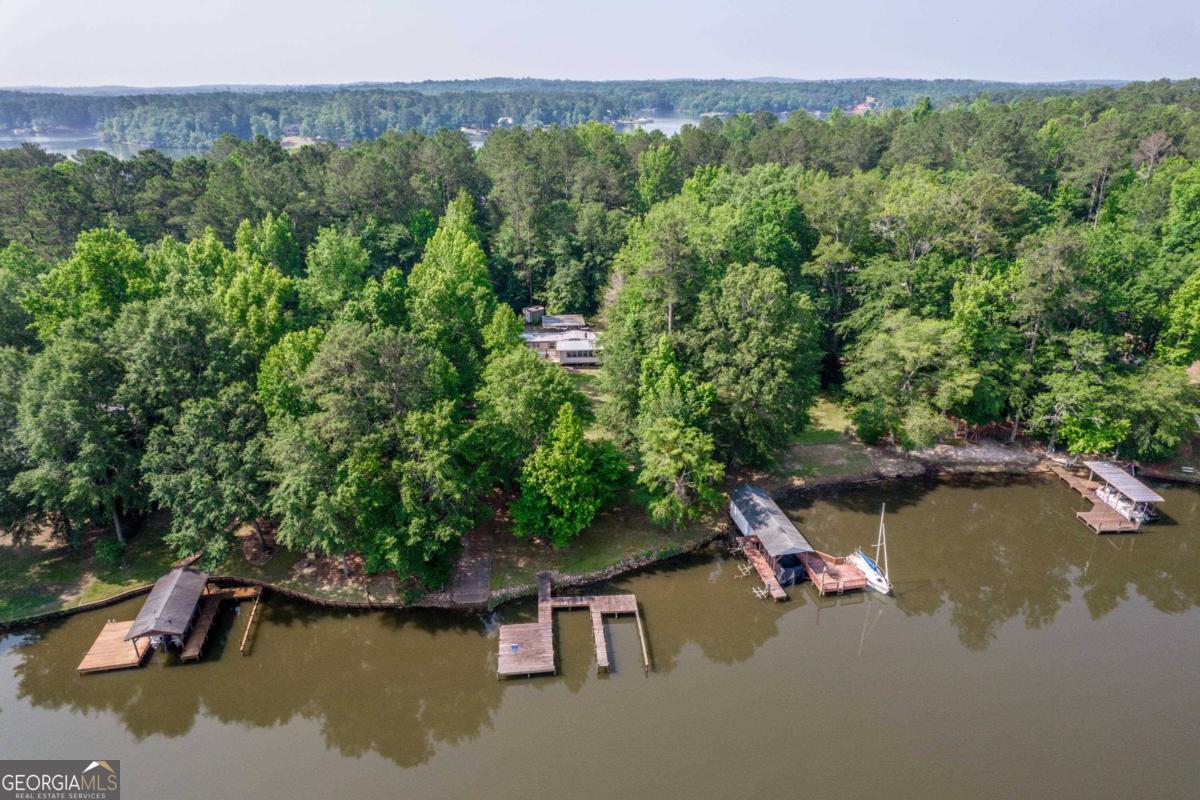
[
  {"left": 0, "top": 77, "right": 1116, "bottom": 148},
  {"left": 2, "top": 78, "right": 1200, "bottom": 585}
]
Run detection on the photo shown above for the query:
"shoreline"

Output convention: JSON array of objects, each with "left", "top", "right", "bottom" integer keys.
[{"left": 1, "top": 441, "right": 1186, "bottom": 631}]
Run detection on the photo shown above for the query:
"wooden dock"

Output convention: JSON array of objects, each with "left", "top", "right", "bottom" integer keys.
[
  {"left": 205, "top": 585, "right": 262, "bottom": 601},
  {"left": 180, "top": 596, "right": 222, "bottom": 662},
  {"left": 799, "top": 551, "right": 868, "bottom": 595},
  {"left": 78, "top": 621, "right": 151, "bottom": 674},
  {"left": 1049, "top": 463, "right": 1142, "bottom": 533},
  {"left": 736, "top": 537, "right": 788, "bottom": 601},
  {"left": 497, "top": 572, "right": 649, "bottom": 678}
]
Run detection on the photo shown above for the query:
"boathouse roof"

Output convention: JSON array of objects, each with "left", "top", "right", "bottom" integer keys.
[
  {"left": 729, "top": 485, "right": 814, "bottom": 557},
  {"left": 1083, "top": 461, "right": 1164, "bottom": 503},
  {"left": 125, "top": 568, "right": 209, "bottom": 640}
]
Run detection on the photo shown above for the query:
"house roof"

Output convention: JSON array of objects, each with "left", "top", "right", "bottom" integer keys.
[
  {"left": 541, "top": 314, "right": 587, "bottom": 329},
  {"left": 729, "top": 485, "right": 814, "bottom": 557},
  {"left": 522, "top": 329, "right": 595, "bottom": 343},
  {"left": 554, "top": 338, "right": 597, "bottom": 352},
  {"left": 125, "top": 568, "right": 209, "bottom": 640},
  {"left": 1083, "top": 461, "right": 1164, "bottom": 503}
]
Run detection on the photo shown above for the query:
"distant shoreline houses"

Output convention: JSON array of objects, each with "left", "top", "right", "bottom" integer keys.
[{"left": 520, "top": 306, "right": 599, "bottom": 366}]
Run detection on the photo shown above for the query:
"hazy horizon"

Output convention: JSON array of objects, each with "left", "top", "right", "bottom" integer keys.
[
  {"left": 0, "top": 76, "right": 1136, "bottom": 93},
  {"left": 0, "top": 0, "right": 1196, "bottom": 87}
]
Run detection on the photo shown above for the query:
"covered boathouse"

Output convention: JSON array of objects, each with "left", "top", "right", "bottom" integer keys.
[
  {"left": 1049, "top": 460, "right": 1165, "bottom": 532},
  {"left": 729, "top": 485, "right": 814, "bottom": 598},
  {"left": 125, "top": 567, "right": 210, "bottom": 647}
]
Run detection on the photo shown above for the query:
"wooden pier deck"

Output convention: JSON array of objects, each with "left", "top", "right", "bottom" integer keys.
[
  {"left": 799, "top": 551, "right": 868, "bottom": 595},
  {"left": 497, "top": 572, "right": 649, "bottom": 678},
  {"left": 497, "top": 623, "right": 556, "bottom": 676},
  {"left": 1048, "top": 463, "right": 1142, "bottom": 533},
  {"left": 180, "top": 596, "right": 222, "bottom": 662},
  {"left": 735, "top": 538, "right": 788, "bottom": 600},
  {"left": 78, "top": 621, "right": 151, "bottom": 674}
]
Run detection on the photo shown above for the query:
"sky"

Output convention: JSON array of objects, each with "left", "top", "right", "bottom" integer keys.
[{"left": 0, "top": 0, "right": 1196, "bottom": 87}]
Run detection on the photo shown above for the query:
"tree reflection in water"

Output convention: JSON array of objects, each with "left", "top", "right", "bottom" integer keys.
[{"left": 9, "top": 474, "right": 1199, "bottom": 767}]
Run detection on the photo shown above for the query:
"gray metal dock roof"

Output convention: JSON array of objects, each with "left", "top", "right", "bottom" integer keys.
[
  {"left": 1083, "top": 461, "right": 1164, "bottom": 503},
  {"left": 729, "top": 485, "right": 814, "bottom": 557}
]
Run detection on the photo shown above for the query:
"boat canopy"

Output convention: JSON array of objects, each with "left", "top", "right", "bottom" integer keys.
[
  {"left": 729, "top": 485, "right": 814, "bottom": 558},
  {"left": 125, "top": 568, "right": 209, "bottom": 640},
  {"left": 1082, "top": 461, "right": 1164, "bottom": 503}
]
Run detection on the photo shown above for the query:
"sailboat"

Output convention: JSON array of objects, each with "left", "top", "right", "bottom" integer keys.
[{"left": 848, "top": 504, "right": 893, "bottom": 595}]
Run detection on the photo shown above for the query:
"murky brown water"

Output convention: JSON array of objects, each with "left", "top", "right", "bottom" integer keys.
[{"left": 2, "top": 475, "right": 1198, "bottom": 799}]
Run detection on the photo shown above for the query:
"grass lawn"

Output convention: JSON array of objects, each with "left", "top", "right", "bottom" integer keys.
[
  {"left": 487, "top": 502, "right": 722, "bottom": 591},
  {"left": 568, "top": 367, "right": 611, "bottom": 440},
  {"left": 0, "top": 523, "right": 178, "bottom": 624},
  {"left": 772, "top": 395, "right": 876, "bottom": 484}
]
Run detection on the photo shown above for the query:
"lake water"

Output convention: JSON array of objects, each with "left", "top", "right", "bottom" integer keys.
[
  {"left": 2, "top": 474, "right": 1197, "bottom": 799},
  {"left": 0, "top": 133, "right": 206, "bottom": 160}
]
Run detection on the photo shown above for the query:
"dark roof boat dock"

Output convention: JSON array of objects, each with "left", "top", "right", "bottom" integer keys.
[
  {"left": 78, "top": 569, "right": 262, "bottom": 674},
  {"left": 126, "top": 567, "right": 209, "bottom": 641},
  {"left": 1049, "top": 461, "right": 1164, "bottom": 533}
]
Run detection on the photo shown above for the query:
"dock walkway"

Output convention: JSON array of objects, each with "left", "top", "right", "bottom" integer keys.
[
  {"left": 735, "top": 537, "right": 788, "bottom": 601},
  {"left": 497, "top": 572, "right": 649, "bottom": 678},
  {"left": 180, "top": 596, "right": 222, "bottom": 662},
  {"left": 1049, "top": 463, "right": 1142, "bottom": 533},
  {"left": 78, "top": 621, "right": 150, "bottom": 673}
]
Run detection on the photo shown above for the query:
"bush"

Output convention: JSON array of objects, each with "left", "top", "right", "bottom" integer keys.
[
  {"left": 94, "top": 537, "right": 125, "bottom": 569},
  {"left": 902, "top": 404, "right": 955, "bottom": 449},
  {"left": 852, "top": 400, "right": 897, "bottom": 445}
]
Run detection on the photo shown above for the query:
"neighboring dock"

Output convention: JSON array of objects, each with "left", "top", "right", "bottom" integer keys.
[
  {"left": 77, "top": 621, "right": 151, "bottom": 674},
  {"left": 1048, "top": 462, "right": 1160, "bottom": 533},
  {"left": 497, "top": 572, "right": 649, "bottom": 678}
]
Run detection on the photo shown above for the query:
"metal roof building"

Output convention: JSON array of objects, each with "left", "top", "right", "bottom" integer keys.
[
  {"left": 1082, "top": 461, "right": 1164, "bottom": 503},
  {"left": 125, "top": 568, "right": 210, "bottom": 641},
  {"left": 729, "top": 485, "right": 814, "bottom": 557}
]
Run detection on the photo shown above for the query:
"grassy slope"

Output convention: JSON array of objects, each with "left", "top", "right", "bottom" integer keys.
[
  {"left": 0, "top": 525, "right": 178, "bottom": 624},
  {"left": 0, "top": 388, "right": 850, "bottom": 623}
]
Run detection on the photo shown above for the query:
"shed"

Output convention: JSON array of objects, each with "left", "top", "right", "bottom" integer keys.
[
  {"left": 729, "top": 485, "right": 813, "bottom": 585},
  {"left": 125, "top": 568, "right": 209, "bottom": 641},
  {"left": 522, "top": 305, "right": 545, "bottom": 325}
]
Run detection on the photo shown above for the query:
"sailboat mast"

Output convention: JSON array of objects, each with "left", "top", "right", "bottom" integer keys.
[{"left": 877, "top": 503, "right": 889, "bottom": 580}]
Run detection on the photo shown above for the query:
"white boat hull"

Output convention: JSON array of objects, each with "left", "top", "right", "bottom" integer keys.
[{"left": 848, "top": 551, "right": 892, "bottom": 595}]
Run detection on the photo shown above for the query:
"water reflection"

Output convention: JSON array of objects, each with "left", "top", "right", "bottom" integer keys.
[
  {"left": 784, "top": 475, "right": 1200, "bottom": 649},
  {"left": 6, "top": 474, "right": 1199, "bottom": 770},
  {"left": 12, "top": 603, "right": 504, "bottom": 767}
]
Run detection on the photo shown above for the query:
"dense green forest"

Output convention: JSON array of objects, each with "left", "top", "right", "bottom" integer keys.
[
  {"left": 0, "top": 77, "right": 1114, "bottom": 148},
  {"left": 2, "top": 78, "right": 1200, "bottom": 588}
]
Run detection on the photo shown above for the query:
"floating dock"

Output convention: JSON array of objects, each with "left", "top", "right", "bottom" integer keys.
[
  {"left": 77, "top": 621, "right": 151, "bottom": 674},
  {"left": 497, "top": 572, "right": 649, "bottom": 678},
  {"left": 1049, "top": 462, "right": 1160, "bottom": 533}
]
